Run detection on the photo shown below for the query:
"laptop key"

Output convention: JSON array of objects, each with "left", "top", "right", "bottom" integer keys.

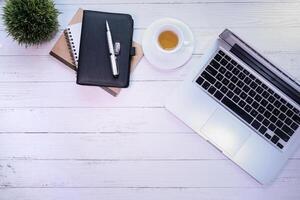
[
  {"left": 292, "top": 114, "right": 300, "bottom": 124},
  {"left": 221, "top": 86, "right": 228, "bottom": 94},
  {"left": 280, "top": 98, "right": 287, "bottom": 104},
  {"left": 202, "top": 81, "right": 210, "bottom": 90},
  {"left": 225, "top": 55, "right": 231, "bottom": 61},
  {"left": 258, "top": 106, "right": 266, "bottom": 114},
  {"left": 210, "top": 60, "right": 220, "bottom": 69},
  {"left": 256, "top": 114, "right": 264, "bottom": 122},
  {"left": 275, "top": 120, "right": 283, "bottom": 128},
  {"left": 249, "top": 74, "right": 256, "bottom": 80},
  {"left": 232, "top": 68, "right": 240, "bottom": 75},
  {"left": 277, "top": 143, "right": 284, "bottom": 149},
  {"left": 271, "top": 135, "right": 279, "bottom": 144},
  {"left": 220, "top": 59, "right": 228, "bottom": 66},
  {"left": 286, "top": 103, "right": 293, "bottom": 109},
  {"left": 243, "top": 85, "right": 250, "bottom": 93},
  {"left": 263, "top": 111, "right": 271, "bottom": 119},
  {"left": 231, "top": 60, "right": 237, "bottom": 66},
  {"left": 226, "top": 91, "right": 234, "bottom": 99},
  {"left": 291, "top": 122, "right": 299, "bottom": 131},
  {"left": 240, "top": 92, "right": 247, "bottom": 99},
  {"left": 225, "top": 71, "right": 232, "bottom": 79},
  {"left": 255, "top": 79, "right": 262, "bottom": 85},
  {"left": 236, "top": 64, "right": 243, "bottom": 70},
  {"left": 226, "top": 63, "right": 234, "bottom": 71},
  {"left": 269, "top": 115, "right": 277, "bottom": 123},
  {"left": 219, "top": 50, "right": 225, "bottom": 56},
  {"left": 244, "top": 77, "right": 251, "bottom": 84},
  {"left": 249, "top": 90, "right": 256, "bottom": 97},
  {"left": 238, "top": 72, "right": 245, "bottom": 80},
  {"left": 274, "top": 100, "right": 281, "bottom": 108},
  {"left": 221, "top": 96, "right": 254, "bottom": 124},
  {"left": 201, "top": 71, "right": 216, "bottom": 84},
  {"left": 265, "top": 133, "right": 271, "bottom": 139},
  {"left": 250, "top": 110, "right": 258, "bottom": 118},
  {"left": 246, "top": 97, "right": 253, "bottom": 104},
  {"left": 286, "top": 110, "right": 293, "bottom": 117},
  {"left": 262, "top": 91, "right": 269, "bottom": 98},
  {"left": 250, "top": 82, "right": 258, "bottom": 89},
  {"left": 272, "top": 108, "right": 280, "bottom": 116},
  {"left": 251, "top": 120, "right": 261, "bottom": 130},
  {"left": 282, "top": 124, "right": 294, "bottom": 136},
  {"left": 228, "top": 82, "right": 235, "bottom": 90},
  {"left": 252, "top": 101, "right": 259, "bottom": 109},
  {"left": 208, "top": 86, "right": 217, "bottom": 95},
  {"left": 238, "top": 100, "right": 246, "bottom": 108},
  {"left": 280, "top": 105, "right": 288, "bottom": 113},
  {"left": 222, "top": 78, "right": 229, "bottom": 86},
  {"left": 206, "top": 66, "right": 218, "bottom": 76},
  {"left": 292, "top": 107, "right": 299, "bottom": 114},
  {"left": 230, "top": 76, "right": 238, "bottom": 83},
  {"left": 243, "top": 69, "right": 249, "bottom": 75},
  {"left": 269, "top": 123, "right": 276, "bottom": 131},
  {"left": 254, "top": 94, "right": 262, "bottom": 102},
  {"left": 285, "top": 117, "right": 292, "bottom": 126},
  {"left": 278, "top": 113, "right": 286, "bottom": 121},
  {"left": 196, "top": 77, "right": 205, "bottom": 85},
  {"left": 266, "top": 104, "right": 274, "bottom": 111},
  {"left": 262, "top": 119, "right": 270, "bottom": 127},
  {"left": 274, "top": 128, "right": 289, "bottom": 142},
  {"left": 234, "top": 88, "right": 242, "bottom": 95},
  {"left": 214, "top": 81, "right": 222, "bottom": 89},
  {"left": 259, "top": 126, "right": 267, "bottom": 134},
  {"left": 256, "top": 86, "right": 263, "bottom": 94},
  {"left": 216, "top": 74, "right": 223, "bottom": 81},
  {"left": 237, "top": 80, "right": 244, "bottom": 88},
  {"left": 232, "top": 95, "right": 240, "bottom": 103},
  {"left": 214, "top": 54, "right": 222, "bottom": 61},
  {"left": 219, "top": 67, "right": 226, "bottom": 74},
  {"left": 214, "top": 91, "right": 224, "bottom": 100},
  {"left": 268, "top": 95, "right": 275, "bottom": 103},
  {"left": 261, "top": 99, "right": 268, "bottom": 107}
]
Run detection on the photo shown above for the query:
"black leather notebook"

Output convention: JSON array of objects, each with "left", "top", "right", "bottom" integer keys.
[{"left": 77, "top": 10, "right": 134, "bottom": 88}]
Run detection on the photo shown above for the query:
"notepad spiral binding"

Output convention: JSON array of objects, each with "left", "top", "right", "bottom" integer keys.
[{"left": 64, "top": 28, "right": 79, "bottom": 67}]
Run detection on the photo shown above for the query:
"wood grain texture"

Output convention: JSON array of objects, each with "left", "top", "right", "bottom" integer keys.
[
  {"left": 0, "top": 133, "right": 299, "bottom": 160},
  {"left": 0, "top": 0, "right": 300, "bottom": 199},
  {"left": 0, "top": 160, "right": 299, "bottom": 188},
  {"left": 1, "top": 188, "right": 300, "bottom": 200}
]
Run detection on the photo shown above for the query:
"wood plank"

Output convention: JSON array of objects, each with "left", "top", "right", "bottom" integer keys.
[
  {"left": 2, "top": 27, "right": 300, "bottom": 55},
  {"left": 0, "top": 56, "right": 192, "bottom": 82},
  {"left": 1, "top": 3, "right": 300, "bottom": 30},
  {"left": 1, "top": 187, "right": 300, "bottom": 200},
  {"left": 0, "top": 108, "right": 192, "bottom": 133},
  {"left": 0, "top": 54, "right": 299, "bottom": 82},
  {"left": 0, "top": 160, "right": 299, "bottom": 187},
  {"left": 54, "top": 0, "right": 300, "bottom": 4},
  {"left": 0, "top": 133, "right": 299, "bottom": 160},
  {"left": 0, "top": 81, "right": 180, "bottom": 108}
]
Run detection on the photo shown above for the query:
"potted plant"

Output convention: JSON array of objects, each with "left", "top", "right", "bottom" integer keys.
[{"left": 3, "top": 0, "right": 60, "bottom": 46}]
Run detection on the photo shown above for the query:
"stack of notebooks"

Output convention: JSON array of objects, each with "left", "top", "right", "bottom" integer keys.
[{"left": 50, "top": 9, "right": 143, "bottom": 96}]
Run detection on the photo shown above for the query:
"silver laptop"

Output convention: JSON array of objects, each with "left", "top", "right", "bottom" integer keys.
[{"left": 165, "top": 29, "right": 300, "bottom": 184}]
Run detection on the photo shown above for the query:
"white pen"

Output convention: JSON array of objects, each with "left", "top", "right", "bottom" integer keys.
[{"left": 105, "top": 20, "right": 119, "bottom": 77}]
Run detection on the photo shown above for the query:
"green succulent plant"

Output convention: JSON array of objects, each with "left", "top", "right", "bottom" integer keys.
[{"left": 3, "top": 0, "right": 60, "bottom": 46}]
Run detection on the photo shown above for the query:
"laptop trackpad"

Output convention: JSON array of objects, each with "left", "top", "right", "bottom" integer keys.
[{"left": 201, "top": 108, "right": 252, "bottom": 156}]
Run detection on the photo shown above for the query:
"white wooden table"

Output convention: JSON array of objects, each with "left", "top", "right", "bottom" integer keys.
[{"left": 1, "top": 0, "right": 300, "bottom": 199}]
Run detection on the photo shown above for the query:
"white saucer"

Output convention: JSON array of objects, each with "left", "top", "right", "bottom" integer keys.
[{"left": 142, "top": 18, "right": 194, "bottom": 70}]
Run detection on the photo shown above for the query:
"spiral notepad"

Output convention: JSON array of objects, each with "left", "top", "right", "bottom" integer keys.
[{"left": 64, "top": 23, "right": 82, "bottom": 67}]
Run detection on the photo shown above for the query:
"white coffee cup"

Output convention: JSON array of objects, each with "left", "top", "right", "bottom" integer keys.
[{"left": 154, "top": 24, "right": 190, "bottom": 54}]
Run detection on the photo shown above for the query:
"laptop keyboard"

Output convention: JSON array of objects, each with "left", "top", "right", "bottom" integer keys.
[{"left": 196, "top": 50, "right": 300, "bottom": 150}]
